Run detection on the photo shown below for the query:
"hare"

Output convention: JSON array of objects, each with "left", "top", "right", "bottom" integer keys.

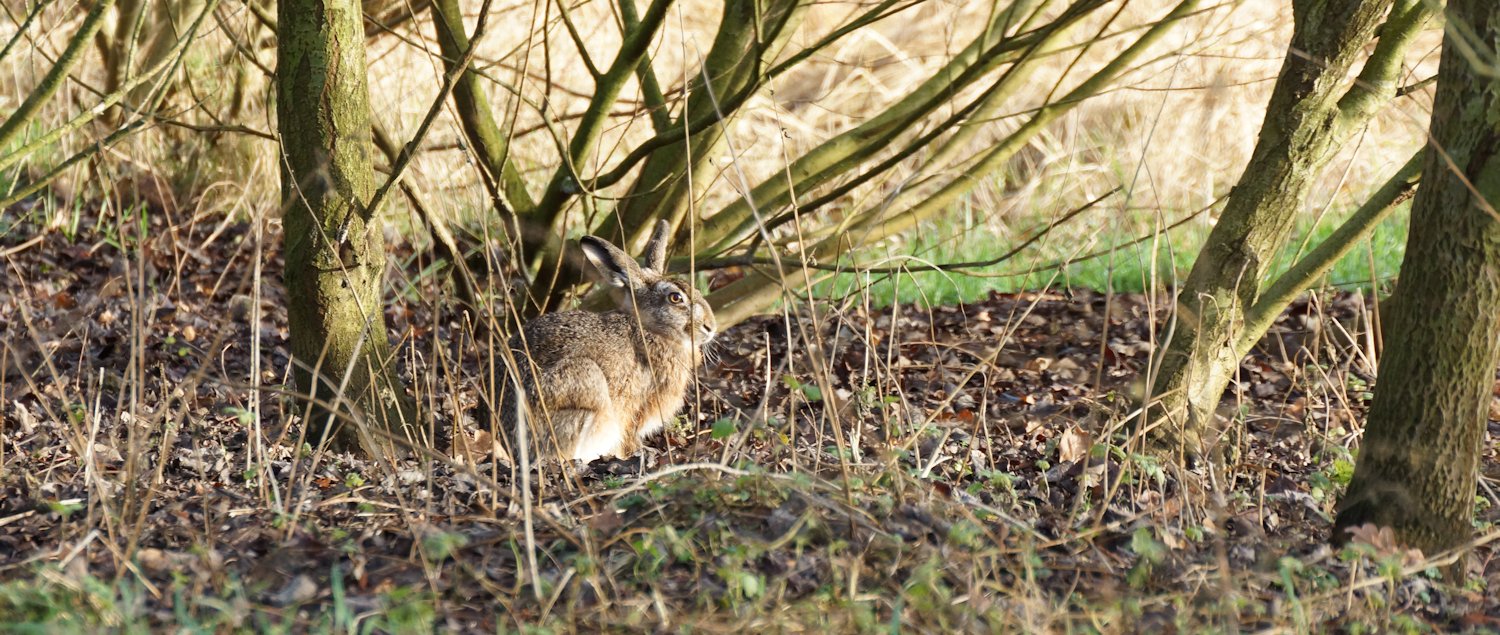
[{"left": 498, "top": 221, "right": 717, "bottom": 464}]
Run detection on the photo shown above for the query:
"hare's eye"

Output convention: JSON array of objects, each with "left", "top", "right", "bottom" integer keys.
[{"left": 668, "top": 291, "right": 686, "bottom": 305}]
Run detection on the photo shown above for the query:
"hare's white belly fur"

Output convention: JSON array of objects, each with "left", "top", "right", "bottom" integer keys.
[
  {"left": 570, "top": 385, "right": 680, "bottom": 462},
  {"left": 573, "top": 413, "right": 625, "bottom": 462}
]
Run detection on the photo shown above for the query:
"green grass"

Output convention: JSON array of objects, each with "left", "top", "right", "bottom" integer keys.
[
  {"left": 812, "top": 200, "right": 1410, "bottom": 308},
  {"left": 0, "top": 565, "right": 446, "bottom": 634}
]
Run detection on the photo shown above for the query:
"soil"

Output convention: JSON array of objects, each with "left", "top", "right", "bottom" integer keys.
[{"left": 1, "top": 209, "right": 1496, "bottom": 631}]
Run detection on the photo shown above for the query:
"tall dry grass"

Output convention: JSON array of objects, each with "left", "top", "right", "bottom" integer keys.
[{"left": 0, "top": 1, "right": 1440, "bottom": 256}]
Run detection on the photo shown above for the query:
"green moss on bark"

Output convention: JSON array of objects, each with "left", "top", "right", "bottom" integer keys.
[
  {"left": 278, "top": 0, "right": 416, "bottom": 454},
  {"left": 1335, "top": 0, "right": 1500, "bottom": 558},
  {"left": 1143, "top": 0, "right": 1430, "bottom": 456}
]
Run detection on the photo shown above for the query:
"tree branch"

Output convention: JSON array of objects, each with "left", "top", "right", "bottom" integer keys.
[
  {"left": 430, "top": 0, "right": 537, "bottom": 219},
  {"left": 1241, "top": 150, "right": 1422, "bottom": 346},
  {"left": 619, "top": 0, "right": 671, "bottom": 133},
  {"left": 694, "top": 0, "right": 1104, "bottom": 254},
  {"left": 680, "top": 186, "right": 1121, "bottom": 275},
  {"left": 527, "top": 0, "right": 675, "bottom": 234},
  {"left": 0, "top": 0, "right": 116, "bottom": 151},
  {"left": 705, "top": 0, "right": 1208, "bottom": 327},
  {"left": 363, "top": 0, "right": 498, "bottom": 228},
  {"left": 1336, "top": 0, "right": 1436, "bottom": 131},
  {"left": 0, "top": 0, "right": 54, "bottom": 64},
  {"left": 0, "top": 0, "right": 217, "bottom": 173},
  {"left": 555, "top": 0, "right": 603, "bottom": 80}
]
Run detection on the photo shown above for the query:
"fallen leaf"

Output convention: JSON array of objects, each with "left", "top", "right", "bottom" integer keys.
[{"left": 1058, "top": 425, "right": 1092, "bottom": 463}]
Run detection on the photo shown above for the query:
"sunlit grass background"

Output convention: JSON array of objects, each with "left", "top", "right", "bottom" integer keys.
[
  {"left": 2, "top": 0, "right": 1440, "bottom": 302},
  {"left": 814, "top": 199, "right": 1411, "bottom": 308}
]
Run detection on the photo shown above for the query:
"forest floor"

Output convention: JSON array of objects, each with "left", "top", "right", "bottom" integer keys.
[{"left": 1, "top": 208, "right": 1498, "bottom": 633}]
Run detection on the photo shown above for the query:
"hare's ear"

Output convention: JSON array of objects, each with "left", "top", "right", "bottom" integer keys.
[
  {"left": 642, "top": 220, "right": 670, "bottom": 273},
  {"left": 579, "top": 236, "right": 642, "bottom": 289}
]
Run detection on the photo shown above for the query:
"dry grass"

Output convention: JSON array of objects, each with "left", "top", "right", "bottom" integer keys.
[
  {"left": 1, "top": 1, "right": 1440, "bottom": 249},
  {"left": 0, "top": 204, "right": 1495, "bottom": 630},
  {"left": 2, "top": 1, "right": 1491, "bottom": 632}
]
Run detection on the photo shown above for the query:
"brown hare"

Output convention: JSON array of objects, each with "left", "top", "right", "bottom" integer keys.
[{"left": 500, "top": 221, "right": 716, "bottom": 464}]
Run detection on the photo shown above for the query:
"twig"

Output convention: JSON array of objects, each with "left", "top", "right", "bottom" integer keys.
[
  {"left": 361, "top": 0, "right": 499, "bottom": 228},
  {"left": 679, "top": 187, "right": 1126, "bottom": 275}
]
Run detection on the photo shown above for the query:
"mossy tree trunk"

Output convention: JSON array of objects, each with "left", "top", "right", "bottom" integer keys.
[
  {"left": 597, "top": 0, "right": 805, "bottom": 251},
  {"left": 1334, "top": 0, "right": 1500, "bottom": 557},
  {"left": 1142, "top": 0, "right": 1431, "bottom": 457},
  {"left": 278, "top": 0, "right": 416, "bottom": 454}
]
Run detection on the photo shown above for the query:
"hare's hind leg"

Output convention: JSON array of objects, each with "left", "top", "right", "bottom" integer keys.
[
  {"left": 564, "top": 410, "right": 624, "bottom": 462},
  {"left": 532, "top": 359, "right": 623, "bottom": 462},
  {"left": 541, "top": 409, "right": 625, "bottom": 463}
]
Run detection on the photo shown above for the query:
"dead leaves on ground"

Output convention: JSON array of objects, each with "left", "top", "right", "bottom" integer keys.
[{"left": 0, "top": 209, "right": 1497, "bottom": 630}]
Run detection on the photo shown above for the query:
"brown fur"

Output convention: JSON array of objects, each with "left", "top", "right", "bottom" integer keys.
[{"left": 499, "top": 222, "right": 716, "bottom": 463}]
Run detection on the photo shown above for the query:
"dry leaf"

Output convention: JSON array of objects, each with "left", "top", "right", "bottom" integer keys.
[
  {"left": 1058, "top": 425, "right": 1092, "bottom": 463},
  {"left": 1343, "top": 523, "right": 1426, "bottom": 566}
]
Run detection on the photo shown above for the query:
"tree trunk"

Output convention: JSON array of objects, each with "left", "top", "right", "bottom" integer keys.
[
  {"left": 278, "top": 0, "right": 416, "bottom": 454},
  {"left": 1142, "top": 0, "right": 1429, "bottom": 457},
  {"left": 430, "top": 0, "right": 535, "bottom": 221},
  {"left": 1334, "top": 0, "right": 1500, "bottom": 558},
  {"left": 598, "top": 0, "right": 805, "bottom": 252}
]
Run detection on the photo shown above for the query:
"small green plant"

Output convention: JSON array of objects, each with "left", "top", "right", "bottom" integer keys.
[
  {"left": 420, "top": 531, "right": 469, "bottom": 563},
  {"left": 945, "top": 520, "right": 983, "bottom": 549},
  {"left": 0, "top": 566, "right": 140, "bottom": 631},
  {"left": 1127, "top": 527, "right": 1167, "bottom": 589},
  {"left": 46, "top": 499, "right": 82, "bottom": 519},
  {"left": 1128, "top": 453, "right": 1166, "bottom": 486},
  {"left": 1276, "top": 556, "right": 1308, "bottom": 631},
  {"left": 902, "top": 556, "right": 953, "bottom": 617},
  {"left": 782, "top": 375, "right": 823, "bottom": 402},
  {"left": 711, "top": 418, "right": 737, "bottom": 440},
  {"left": 372, "top": 586, "right": 437, "bottom": 635},
  {"left": 224, "top": 406, "right": 254, "bottom": 426},
  {"left": 717, "top": 566, "right": 765, "bottom": 604}
]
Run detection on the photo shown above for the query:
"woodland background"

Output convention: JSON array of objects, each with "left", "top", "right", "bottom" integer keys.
[{"left": 0, "top": 0, "right": 1497, "bottom": 631}]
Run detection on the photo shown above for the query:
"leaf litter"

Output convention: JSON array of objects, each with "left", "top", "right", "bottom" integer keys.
[{"left": 0, "top": 209, "right": 1496, "bottom": 631}]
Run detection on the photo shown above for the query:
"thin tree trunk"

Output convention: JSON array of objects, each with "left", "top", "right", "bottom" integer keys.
[
  {"left": 101, "top": 0, "right": 148, "bottom": 97},
  {"left": 430, "top": 0, "right": 535, "bottom": 220},
  {"left": 529, "top": 0, "right": 806, "bottom": 313},
  {"left": 278, "top": 0, "right": 416, "bottom": 455},
  {"left": 1142, "top": 0, "right": 1430, "bottom": 457},
  {"left": 598, "top": 0, "right": 805, "bottom": 251},
  {"left": 1335, "top": 0, "right": 1500, "bottom": 559}
]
